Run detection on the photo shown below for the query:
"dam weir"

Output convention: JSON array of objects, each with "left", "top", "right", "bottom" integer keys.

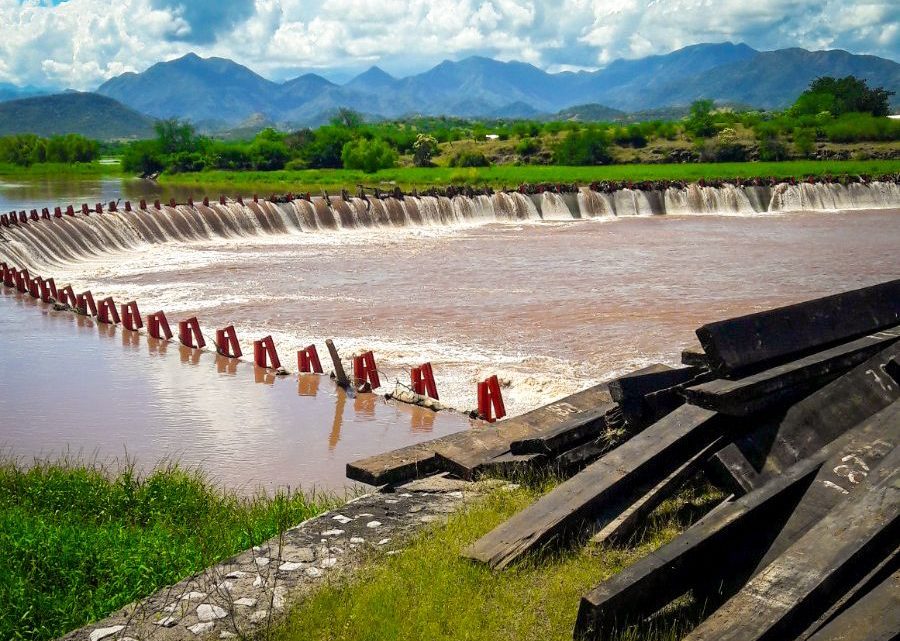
[{"left": 1, "top": 179, "right": 898, "bottom": 269}]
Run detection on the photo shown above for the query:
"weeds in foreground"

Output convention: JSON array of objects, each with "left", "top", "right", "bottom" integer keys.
[
  {"left": 272, "top": 476, "right": 723, "bottom": 641},
  {"left": 0, "top": 456, "right": 338, "bottom": 641}
]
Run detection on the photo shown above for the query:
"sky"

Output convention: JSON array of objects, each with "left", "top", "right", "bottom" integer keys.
[{"left": 0, "top": 0, "right": 897, "bottom": 89}]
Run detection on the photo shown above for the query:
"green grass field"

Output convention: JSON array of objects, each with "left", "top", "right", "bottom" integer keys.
[
  {"left": 158, "top": 159, "right": 900, "bottom": 194},
  {"left": 0, "top": 160, "right": 122, "bottom": 179},
  {"left": 0, "top": 458, "right": 337, "bottom": 641},
  {"left": 273, "top": 478, "right": 724, "bottom": 641}
]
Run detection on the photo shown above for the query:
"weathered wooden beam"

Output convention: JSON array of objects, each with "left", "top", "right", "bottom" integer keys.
[
  {"left": 346, "top": 383, "right": 611, "bottom": 486},
  {"left": 325, "top": 338, "right": 349, "bottom": 387},
  {"left": 683, "top": 443, "right": 900, "bottom": 641},
  {"left": 695, "top": 278, "right": 900, "bottom": 376},
  {"left": 709, "top": 341, "right": 900, "bottom": 494},
  {"left": 590, "top": 436, "right": 726, "bottom": 546},
  {"left": 608, "top": 364, "right": 703, "bottom": 427},
  {"left": 508, "top": 402, "right": 618, "bottom": 455},
  {"left": 573, "top": 404, "right": 899, "bottom": 639},
  {"left": 683, "top": 327, "right": 900, "bottom": 416},
  {"left": 681, "top": 344, "right": 709, "bottom": 368},
  {"left": 463, "top": 404, "right": 726, "bottom": 569},
  {"left": 476, "top": 452, "right": 547, "bottom": 478}
]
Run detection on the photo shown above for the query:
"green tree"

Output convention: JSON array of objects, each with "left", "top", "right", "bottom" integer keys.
[
  {"left": 685, "top": 99, "right": 717, "bottom": 138},
  {"left": 154, "top": 119, "right": 199, "bottom": 154},
  {"left": 121, "top": 140, "right": 165, "bottom": 175},
  {"left": 792, "top": 76, "right": 894, "bottom": 117},
  {"left": 331, "top": 108, "right": 363, "bottom": 129},
  {"left": 412, "top": 134, "right": 439, "bottom": 167},
  {"left": 552, "top": 128, "right": 612, "bottom": 165},
  {"left": 301, "top": 126, "right": 353, "bottom": 169},
  {"left": 340, "top": 138, "right": 397, "bottom": 172}
]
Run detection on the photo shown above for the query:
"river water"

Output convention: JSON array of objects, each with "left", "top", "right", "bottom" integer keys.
[{"left": 1, "top": 176, "right": 899, "bottom": 490}]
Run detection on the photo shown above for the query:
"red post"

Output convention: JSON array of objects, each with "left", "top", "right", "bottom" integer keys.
[
  {"left": 54, "top": 206, "right": 62, "bottom": 217},
  {"left": 237, "top": 195, "right": 244, "bottom": 205},
  {"left": 219, "top": 195, "right": 226, "bottom": 205},
  {"left": 1, "top": 214, "right": 8, "bottom": 227},
  {"left": 97, "top": 297, "right": 121, "bottom": 324},
  {"left": 30, "top": 209, "right": 38, "bottom": 221},
  {"left": 153, "top": 199, "right": 161, "bottom": 210},
  {"left": 66, "top": 205, "right": 74, "bottom": 216},
  {"left": 215, "top": 325, "right": 242, "bottom": 358},
  {"left": 33, "top": 277, "right": 56, "bottom": 302},
  {"left": 169, "top": 198, "right": 176, "bottom": 208},
  {"left": 139, "top": 199, "right": 147, "bottom": 210},
  {"left": 2, "top": 263, "right": 15, "bottom": 287},
  {"left": 187, "top": 197, "right": 193, "bottom": 207},
  {"left": 57, "top": 284, "right": 76, "bottom": 306},
  {"left": 108, "top": 201, "right": 117, "bottom": 212},
  {"left": 81, "top": 203, "right": 89, "bottom": 215},
  {"left": 253, "top": 335, "right": 281, "bottom": 369},
  {"left": 121, "top": 301, "right": 142, "bottom": 331},
  {"left": 477, "top": 375, "right": 506, "bottom": 423},
  {"left": 15, "top": 268, "right": 30, "bottom": 293},
  {"left": 41, "top": 208, "right": 50, "bottom": 220},
  {"left": 19, "top": 211, "right": 27, "bottom": 223},
  {"left": 297, "top": 345, "right": 324, "bottom": 373},
  {"left": 352, "top": 351, "right": 381, "bottom": 389},
  {"left": 75, "top": 291, "right": 97, "bottom": 316},
  {"left": 95, "top": 203, "right": 103, "bottom": 214},
  {"left": 124, "top": 201, "right": 132, "bottom": 212},
  {"left": 203, "top": 197, "right": 209, "bottom": 207},
  {"left": 28, "top": 276, "right": 40, "bottom": 298},
  {"left": 148, "top": 311, "right": 173, "bottom": 340},
  {"left": 411, "top": 362, "right": 439, "bottom": 399},
  {"left": 178, "top": 317, "right": 205, "bottom": 348}
]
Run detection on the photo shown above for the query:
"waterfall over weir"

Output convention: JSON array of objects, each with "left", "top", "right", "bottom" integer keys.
[{"left": 1, "top": 181, "right": 898, "bottom": 270}]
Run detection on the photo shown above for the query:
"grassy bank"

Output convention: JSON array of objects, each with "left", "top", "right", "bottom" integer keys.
[
  {"left": 0, "top": 458, "right": 337, "bottom": 641},
  {"left": 0, "top": 160, "right": 121, "bottom": 179},
  {"left": 158, "top": 159, "right": 900, "bottom": 194},
  {"left": 273, "top": 477, "right": 724, "bottom": 641}
]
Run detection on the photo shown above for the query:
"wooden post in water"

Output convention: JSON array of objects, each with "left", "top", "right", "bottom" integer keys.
[{"left": 326, "top": 339, "right": 349, "bottom": 387}]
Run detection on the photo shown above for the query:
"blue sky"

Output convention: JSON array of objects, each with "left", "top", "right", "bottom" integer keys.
[{"left": 1, "top": 0, "right": 898, "bottom": 89}]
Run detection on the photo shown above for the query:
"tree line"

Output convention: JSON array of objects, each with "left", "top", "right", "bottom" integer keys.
[{"left": 0, "top": 133, "right": 99, "bottom": 166}]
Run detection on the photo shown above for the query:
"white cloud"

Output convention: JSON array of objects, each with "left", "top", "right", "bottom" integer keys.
[{"left": 0, "top": 0, "right": 896, "bottom": 89}]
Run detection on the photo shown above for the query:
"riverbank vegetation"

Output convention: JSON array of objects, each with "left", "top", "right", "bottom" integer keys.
[
  {"left": 0, "top": 457, "right": 337, "bottom": 641},
  {"left": 273, "top": 476, "right": 724, "bottom": 641}
]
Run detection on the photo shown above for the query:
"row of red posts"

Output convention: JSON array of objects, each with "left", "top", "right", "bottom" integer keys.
[{"left": 0, "top": 260, "right": 506, "bottom": 422}]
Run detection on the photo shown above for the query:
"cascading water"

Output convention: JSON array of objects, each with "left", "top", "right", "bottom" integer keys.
[{"left": 1, "top": 181, "right": 898, "bottom": 271}]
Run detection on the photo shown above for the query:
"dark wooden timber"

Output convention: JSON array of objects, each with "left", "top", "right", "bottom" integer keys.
[
  {"left": 463, "top": 404, "right": 725, "bottom": 569},
  {"left": 608, "top": 364, "right": 702, "bottom": 426},
  {"left": 803, "top": 566, "right": 900, "bottom": 641},
  {"left": 476, "top": 452, "right": 547, "bottom": 478},
  {"left": 681, "top": 344, "right": 709, "bottom": 368},
  {"left": 709, "top": 341, "right": 900, "bottom": 494},
  {"left": 508, "top": 402, "right": 618, "bottom": 455},
  {"left": 347, "top": 383, "right": 611, "bottom": 486},
  {"left": 590, "top": 437, "right": 726, "bottom": 545},
  {"left": 325, "top": 339, "right": 349, "bottom": 387},
  {"left": 574, "top": 406, "right": 899, "bottom": 639},
  {"left": 683, "top": 327, "right": 900, "bottom": 416},
  {"left": 695, "top": 278, "right": 900, "bottom": 376},
  {"left": 683, "top": 443, "right": 900, "bottom": 641}
]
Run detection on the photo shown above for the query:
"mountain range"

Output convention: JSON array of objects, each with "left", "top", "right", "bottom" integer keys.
[
  {"left": 0, "top": 42, "right": 897, "bottom": 137},
  {"left": 0, "top": 93, "right": 155, "bottom": 139}
]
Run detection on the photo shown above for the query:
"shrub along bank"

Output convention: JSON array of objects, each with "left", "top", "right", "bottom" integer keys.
[{"left": 0, "top": 458, "right": 336, "bottom": 641}]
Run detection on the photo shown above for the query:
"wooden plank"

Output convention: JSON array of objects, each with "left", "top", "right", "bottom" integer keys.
[
  {"left": 696, "top": 278, "right": 900, "bottom": 375},
  {"left": 573, "top": 406, "right": 899, "bottom": 639},
  {"left": 590, "top": 437, "right": 726, "bottom": 546},
  {"left": 346, "top": 382, "right": 611, "bottom": 486},
  {"left": 683, "top": 443, "right": 900, "bottom": 641},
  {"left": 476, "top": 452, "right": 547, "bottom": 478},
  {"left": 683, "top": 327, "right": 900, "bottom": 416},
  {"left": 709, "top": 341, "right": 900, "bottom": 494},
  {"left": 431, "top": 383, "right": 613, "bottom": 480},
  {"left": 804, "top": 569, "right": 900, "bottom": 641},
  {"left": 508, "top": 402, "right": 618, "bottom": 455},
  {"left": 609, "top": 364, "right": 703, "bottom": 427},
  {"left": 681, "top": 344, "right": 708, "bottom": 367},
  {"left": 463, "top": 404, "right": 724, "bottom": 569}
]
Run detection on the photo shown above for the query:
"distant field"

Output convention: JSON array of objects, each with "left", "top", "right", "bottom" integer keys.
[
  {"left": 158, "top": 159, "right": 900, "bottom": 194},
  {"left": 0, "top": 160, "right": 121, "bottom": 178}
]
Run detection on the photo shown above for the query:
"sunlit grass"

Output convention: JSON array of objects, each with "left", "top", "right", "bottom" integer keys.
[
  {"left": 0, "top": 161, "right": 122, "bottom": 178},
  {"left": 0, "top": 456, "right": 338, "bottom": 641},
  {"left": 158, "top": 159, "right": 900, "bottom": 194},
  {"left": 272, "top": 476, "right": 723, "bottom": 641}
]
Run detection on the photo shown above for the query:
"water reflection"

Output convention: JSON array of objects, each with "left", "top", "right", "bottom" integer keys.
[{"left": 0, "top": 290, "right": 472, "bottom": 493}]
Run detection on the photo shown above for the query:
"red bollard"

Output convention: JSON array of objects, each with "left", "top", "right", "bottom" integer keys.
[
  {"left": 97, "top": 297, "right": 121, "bottom": 324},
  {"left": 352, "top": 351, "right": 381, "bottom": 389},
  {"left": 477, "top": 375, "right": 506, "bottom": 423},
  {"left": 81, "top": 203, "right": 90, "bottom": 215},
  {"left": 95, "top": 203, "right": 103, "bottom": 214},
  {"left": 411, "top": 362, "right": 439, "bottom": 400},
  {"left": 215, "top": 325, "right": 242, "bottom": 358},
  {"left": 15, "top": 268, "right": 30, "bottom": 293},
  {"left": 18, "top": 211, "right": 27, "bottom": 224},
  {"left": 108, "top": 201, "right": 117, "bottom": 212},
  {"left": 124, "top": 201, "right": 132, "bottom": 212},
  {"left": 30, "top": 209, "right": 38, "bottom": 221},
  {"left": 153, "top": 199, "right": 161, "bottom": 210},
  {"left": 297, "top": 345, "right": 324, "bottom": 373},
  {"left": 139, "top": 199, "right": 147, "bottom": 210},
  {"left": 75, "top": 290, "right": 97, "bottom": 316},
  {"left": 41, "top": 208, "right": 50, "bottom": 220},
  {"left": 148, "top": 311, "right": 173, "bottom": 340},
  {"left": 203, "top": 197, "right": 209, "bottom": 207},
  {"left": 187, "top": 197, "right": 194, "bottom": 207},
  {"left": 2, "top": 263, "right": 15, "bottom": 287},
  {"left": 1, "top": 214, "right": 8, "bottom": 227},
  {"left": 253, "top": 194, "right": 258, "bottom": 203},
  {"left": 169, "top": 198, "right": 176, "bottom": 208},
  {"left": 54, "top": 206, "right": 62, "bottom": 217},
  {"left": 41, "top": 278, "right": 57, "bottom": 302},
  {"left": 121, "top": 301, "right": 142, "bottom": 331},
  {"left": 28, "top": 276, "right": 40, "bottom": 298},
  {"left": 219, "top": 195, "right": 226, "bottom": 205},
  {"left": 253, "top": 335, "right": 281, "bottom": 369},
  {"left": 237, "top": 195, "right": 244, "bottom": 205},
  {"left": 66, "top": 205, "right": 75, "bottom": 216},
  {"left": 57, "top": 284, "right": 76, "bottom": 306},
  {"left": 178, "top": 317, "right": 205, "bottom": 348}
]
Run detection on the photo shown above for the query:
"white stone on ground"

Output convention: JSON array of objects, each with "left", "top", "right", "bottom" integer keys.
[
  {"left": 249, "top": 610, "right": 268, "bottom": 623},
  {"left": 179, "top": 591, "right": 207, "bottom": 601},
  {"left": 332, "top": 514, "right": 352, "bottom": 523},
  {"left": 196, "top": 604, "right": 228, "bottom": 622},
  {"left": 233, "top": 597, "right": 257, "bottom": 607},
  {"left": 187, "top": 621, "right": 215, "bottom": 635},
  {"left": 350, "top": 537, "right": 365, "bottom": 544},
  {"left": 220, "top": 632, "right": 237, "bottom": 639},
  {"left": 224, "top": 570, "right": 249, "bottom": 579},
  {"left": 378, "top": 538, "right": 390, "bottom": 545},
  {"left": 89, "top": 625, "right": 125, "bottom": 641},
  {"left": 305, "top": 567, "right": 323, "bottom": 578},
  {"left": 253, "top": 574, "right": 264, "bottom": 587},
  {"left": 321, "top": 529, "right": 344, "bottom": 536},
  {"left": 321, "top": 557, "right": 338, "bottom": 568},
  {"left": 279, "top": 561, "right": 303, "bottom": 571},
  {"left": 366, "top": 521, "right": 382, "bottom": 528},
  {"left": 154, "top": 616, "right": 178, "bottom": 627},
  {"left": 273, "top": 586, "right": 287, "bottom": 610},
  {"left": 254, "top": 557, "right": 270, "bottom": 567}
]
